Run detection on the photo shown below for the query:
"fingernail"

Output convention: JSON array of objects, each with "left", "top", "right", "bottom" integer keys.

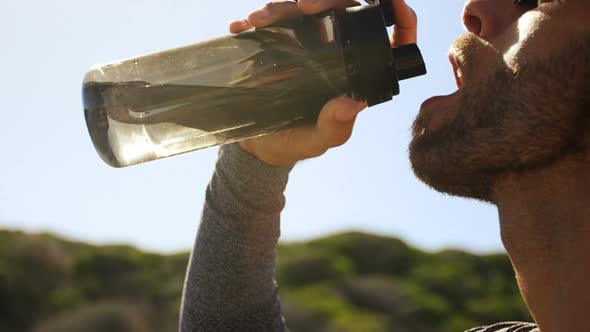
[{"left": 233, "top": 19, "right": 249, "bottom": 27}]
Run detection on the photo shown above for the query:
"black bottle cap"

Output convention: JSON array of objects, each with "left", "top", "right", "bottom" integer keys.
[
  {"left": 365, "top": 0, "right": 395, "bottom": 26},
  {"left": 333, "top": 2, "right": 426, "bottom": 107},
  {"left": 334, "top": 4, "right": 395, "bottom": 106}
]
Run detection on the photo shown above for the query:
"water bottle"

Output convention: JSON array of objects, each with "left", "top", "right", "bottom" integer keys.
[{"left": 82, "top": 0, "right": 426, "bottom": 167}]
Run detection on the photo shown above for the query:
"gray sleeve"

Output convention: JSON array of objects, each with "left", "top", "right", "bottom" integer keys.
[
  {"left": 464, "top": 322, "right": 538, "bottom": 332},
  {"left": 179, "top": 143, "right": 294, "bottom": 332}
]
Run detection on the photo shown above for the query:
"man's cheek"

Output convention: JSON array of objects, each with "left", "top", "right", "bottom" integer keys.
[{"left": 500, "top": 13, "right": 550, "bottom": 70}]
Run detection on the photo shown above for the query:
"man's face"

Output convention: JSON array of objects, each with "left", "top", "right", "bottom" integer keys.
[{"left": 409, "top": 0, "right": 590, "bottom": 202}]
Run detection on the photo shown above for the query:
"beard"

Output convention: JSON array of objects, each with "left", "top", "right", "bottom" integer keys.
[{"left": 409, "top": 34, "right": 590, "bottom": 203}]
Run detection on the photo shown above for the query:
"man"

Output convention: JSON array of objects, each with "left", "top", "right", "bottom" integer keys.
[{"left": 179, "top": 0, "right": 590, "bottom": 331}]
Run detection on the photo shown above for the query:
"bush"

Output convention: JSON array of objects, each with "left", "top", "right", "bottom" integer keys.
[
  {"left": 0, "top": 229, "right": 532, "bottom": 332},
  {"left": 31, "top": 301, "right": 152, "bottom": 332}
]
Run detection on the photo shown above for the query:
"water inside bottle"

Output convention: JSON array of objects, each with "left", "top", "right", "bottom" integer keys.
[{"left": 83, "top": 17, "right": 347, "bottom": 167}]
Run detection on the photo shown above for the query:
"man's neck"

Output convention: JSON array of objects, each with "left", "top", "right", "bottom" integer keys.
[{"left": 492, "top": 153, "right": 590, "bottom": 332}]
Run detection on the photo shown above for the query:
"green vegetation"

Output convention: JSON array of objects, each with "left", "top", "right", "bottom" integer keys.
[{"left": 0, "top": 230, "right": 531, "bottom": 332}]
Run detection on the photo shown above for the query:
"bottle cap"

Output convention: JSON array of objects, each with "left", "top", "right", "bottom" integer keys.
[
  {"left": 365, "top": 0, "right": 395, "bottom": 26},
  {"left": 333, "top": 1, "right": 426, "bottom": 106}
]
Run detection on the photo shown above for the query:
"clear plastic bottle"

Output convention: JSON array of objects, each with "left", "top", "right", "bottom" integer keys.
[{"left": 82, "top": 2, "right": 426, "bottom": 167}]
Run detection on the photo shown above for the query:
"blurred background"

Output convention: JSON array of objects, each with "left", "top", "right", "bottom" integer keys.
[{"left": 0, "top": 0, "right": 529, "bottom": 331}]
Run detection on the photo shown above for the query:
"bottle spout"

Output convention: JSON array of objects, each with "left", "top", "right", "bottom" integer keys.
[{"left": 392, "top": 44, "right": 427, "bottom": 81}]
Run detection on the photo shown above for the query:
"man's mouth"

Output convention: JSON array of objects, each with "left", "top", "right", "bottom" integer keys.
[
  {"left": 419, "top": 53, "right": 464, "bottom": 110},
  {"left": 414, "top": 51, "right": 468, "bottom": 136}
]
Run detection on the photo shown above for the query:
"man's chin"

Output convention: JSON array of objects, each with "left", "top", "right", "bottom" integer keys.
[{"left": 409, "top": 139, "right": 497, "bottom": 203}]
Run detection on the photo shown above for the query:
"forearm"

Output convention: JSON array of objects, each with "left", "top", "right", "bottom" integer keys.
[{"left": 180, "top": 143, "right": 293, "bottom": 332}]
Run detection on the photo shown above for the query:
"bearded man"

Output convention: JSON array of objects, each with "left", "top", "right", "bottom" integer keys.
[{"left": 179, "top": 0, "right": 590, "bottom": 331}]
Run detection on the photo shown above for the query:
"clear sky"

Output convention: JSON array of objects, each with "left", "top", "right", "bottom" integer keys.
[{"left": 0, "top": 0, "right": 503, "bottom": 254}]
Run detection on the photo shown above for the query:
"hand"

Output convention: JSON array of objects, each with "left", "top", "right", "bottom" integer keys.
[{"left": 230, "top": 0, "right": 418, "bottom": 166}]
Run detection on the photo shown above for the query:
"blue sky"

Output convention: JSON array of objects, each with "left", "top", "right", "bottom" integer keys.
[{"left": 0, "top": 0, "right": 503, "bottom": 254}]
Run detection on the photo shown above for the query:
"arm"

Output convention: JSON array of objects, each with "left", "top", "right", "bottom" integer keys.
[
  {"left": 179, "top": 143, "right": 292, "bottom": 331},
  {"left": 179, "top": 93, "right": 363, "bottom": 331},
  {"left": 180, "top": 1, "right": 417, "bottom": 331}
]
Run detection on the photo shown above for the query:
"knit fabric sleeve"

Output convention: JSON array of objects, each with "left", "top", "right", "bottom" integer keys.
[
  {"left": 179, "top": 143, "right": 294, "bottom": 332},
  {"left": 464, "top": 322, "right": 538, "bottom": 332}
]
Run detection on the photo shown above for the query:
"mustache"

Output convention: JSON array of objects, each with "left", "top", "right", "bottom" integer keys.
[
  {"left": 411, "top": 33, "right": 505, "bottom": 139},
  {"left": 450, "top": 33, "right": 507, "bottom": 80}
]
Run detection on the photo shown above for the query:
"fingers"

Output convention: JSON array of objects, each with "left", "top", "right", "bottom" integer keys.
[
  {"left": 300, "top": 96, "right": 366, "bottom": 158},
  {"left": 248, "top": 1, "right": 304, "bottom": 28},
  {"left": 297, "top": 0, "right": 361, "bottom": 15},
  {"left": 316, "top": 96, "right": 366, "bottom": 150},
  {"left": 296, "top": 0, "right": 415, "bottom": 46},
  {"left": 238, "top": 96, "right": 365, "bottom": 165},
  {"left": 231, "top": 0, "right": 416, "bottom": 45},
  {"left": 229, "top": 19, "right": 253, "bottom": 33},
  {"left": 231, "top": 0, "right": 417, "bottom": 45},
  {"left": 390, "top": 0, "right": 417, "bottom": 46},
  {"left": 230, "top": 1, "right": 303, "bottom": 33}
]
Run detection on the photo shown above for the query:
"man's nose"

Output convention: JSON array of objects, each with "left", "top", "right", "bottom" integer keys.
[{"left": 462, "top": 0, "right": 532, "bottom": 39}]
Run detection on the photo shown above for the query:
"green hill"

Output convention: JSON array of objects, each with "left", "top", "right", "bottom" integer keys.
[{"left": 0, "top": 229, "right": 531, "bottom": 332}]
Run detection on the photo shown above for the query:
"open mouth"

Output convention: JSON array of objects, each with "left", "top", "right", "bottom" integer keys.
[
  {"left": 415, "top": 51, "right": 468, "bottom": 134},
  {"left": 416, "top": 47, "right": 470, "bottom": 127}
]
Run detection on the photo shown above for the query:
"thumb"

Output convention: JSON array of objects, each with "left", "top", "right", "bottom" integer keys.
[{"left": 315, "top": 96, "right": 365, "bottom": 150}]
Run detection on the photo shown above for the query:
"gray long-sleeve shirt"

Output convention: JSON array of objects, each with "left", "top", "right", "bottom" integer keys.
[{"left": 179, "top": 143, "right": 538, "bottom": 332}]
